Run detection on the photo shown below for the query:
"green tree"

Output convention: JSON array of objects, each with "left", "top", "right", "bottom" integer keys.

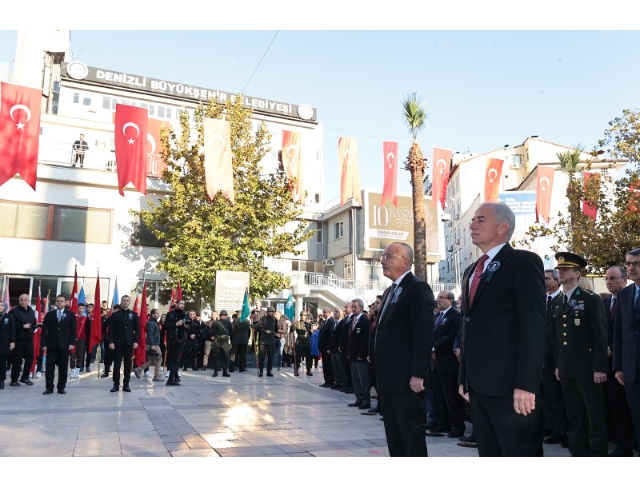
[
  {"left": 401, "top": 92, "right": 428, "bottom": 282},
  {"left": 135, "top": 95, "right": 312, "bottom": 301}
]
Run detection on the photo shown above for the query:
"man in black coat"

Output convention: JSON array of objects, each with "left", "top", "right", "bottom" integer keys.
[
  {"left": 107, "top": 295, "right": 140, "bottom": 392},
  {"left": 329, "top": 308, "right": 345, "bottom": 389},
  {"left": 613, "top": 248, "right": 640, "bottom": 450},
  {"left": 164, "top": 300, "right": 187, "bottom": 385},
  {"left": 317, "top": 307, "right": 335, "bottom": 388},
  {"left": 429, "top": 290, "right": 465, "bottom": 437},
  {"left": 338, "top": 303, "right": 353, "bottom": 392},
  {"left": 9, "top": 294, "right": 37, "bottom": 386},
  {"left": 41, "top": 294, "right": 77, "bottom": 394},
  {"left": 230, "top": 314, "right": 250, "bottom": 372},
  {"left": 347, "top": 299, "right": 371, "bottom": 409},
  {"left": 458, "top": 202, "right": 545, "bottom": 457},
  {"left": 374, "top": 242, "right": 434, "bottom": 457}
]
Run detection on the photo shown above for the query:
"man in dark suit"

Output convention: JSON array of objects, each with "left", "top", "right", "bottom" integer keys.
[
  {"left": 347, "top": 298, "right": 372, "bottom": 409},
  {"left": 613, "top": 248, "right": 640, "bottom": 450},
  {"left": 329, "top": 308, "right": 344, "bottom": 389},
  {"left": 429, "top": 290, "right": 465, "bottom": 438},
  {"left": 540, "top": 269, "right": 569, "bottom": 446},
  {"left": 374, "top": 242, "right": 434, "bottom": 457},
  {"left": 458, "top": 201, "right": 545, "bottom": 457},
  {"left": 603, "top": 265, "right": 635, "bottom": 456},
  {"left": 318, "top": 307, "right": 335, "bottom": 388},
  {"left": 338, "top": 302, "right": 354, "bottom": 393},
  {"left": 41, "top": 294, "right": 77, "bottom": 394},
  {"left": 553, "top": 252, "right": 608, "bottom": 456},
  {"left": 164, "top": 300, "right": 186, "bottom": 385},
  {"left": 230, "top": 313, "right": 250, "bottom": 372},
  {"left": 108, "top": 295, "right": 140, "bottom": 392}
]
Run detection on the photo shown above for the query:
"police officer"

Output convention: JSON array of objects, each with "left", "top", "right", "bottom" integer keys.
[
  {"left": 211, "top": 310, "right": 231, "bottom": 377},
  {"left": 164, "top": 300, "right": 187, "bottom": 386},
  {"left": 230, "top": 311, "right": 250, "bottom": 372},
  {"left": 552, "top": 252, "right": 608, "bottom": 456},
  {"left": 295, "top": 311, "right": 313, "bottom": 376},
  {"left": 255, "top": 307, "right": 278, "bottom": 377}
]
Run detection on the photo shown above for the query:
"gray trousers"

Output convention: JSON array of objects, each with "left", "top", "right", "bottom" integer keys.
[{"left": 350, "top": 360, "right": 371, "bottom": 403}]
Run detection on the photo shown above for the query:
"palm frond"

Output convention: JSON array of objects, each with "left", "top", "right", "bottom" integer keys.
[
  {"left": 402, "top": 92, "right": 427, "bottom": 142},
  {"left": 557, "top": 144, "right": 585, "bottom": 173}
]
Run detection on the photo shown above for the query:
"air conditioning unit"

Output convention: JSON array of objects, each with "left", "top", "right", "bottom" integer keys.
[
  {"left": 322, "top": 259, "right": 335, "bottom": 266},
  {"left": 510, "top": 155, "right": 522, "bottom": 169},
  {"left": 446, "top": 245, "right": 453, "bottom": 252}
]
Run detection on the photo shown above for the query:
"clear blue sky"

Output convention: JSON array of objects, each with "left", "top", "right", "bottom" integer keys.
[{"left": 1, "top": 30, "right": 638, "bottom": 202}]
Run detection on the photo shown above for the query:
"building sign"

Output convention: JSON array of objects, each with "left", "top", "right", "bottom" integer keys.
[
  {"left": 498, "top": 191, "right": 536, "bottom": 216},
  {"left": 364, "top": 191, "right": 440, "bottom": 262},
  {"left": 214, "top": 270, "right": 250, "bottom": 313},
  {"left": 61, "top": 62, "right": 317, "bottom": 122}
]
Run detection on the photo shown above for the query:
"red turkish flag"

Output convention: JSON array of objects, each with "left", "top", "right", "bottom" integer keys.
[
  {"left": 535, "top": 166, "right": 555, "bottom": 223},
  {"left": 381, "top": 141, "right": 398, "bottom": 207},
  {"left": 432, "top": 147, "right": 452, "bottom": 209},
  {"left": 115, "top": 104, "right": 148, "bottom": 196},
  {"left": 338, "top": 137, "right": 362, "bottom": 206},
  {"left": 89, "top": 272, "right": 102, "bottom": 352},
  {"left": 134, "top": 279, "right": 148, "bottom": 367},
  {"left": 0, "top": 82, "right": 42, "bottom": 190},
  {"left": 69, "top": 267, "right": 79, "bottom": 315},
  {"left": 282, "top": 130, "right": 305, "bottom": 202},
  {"left": 484, "top": 158, "right": 504, "bottom": 202},
  {"left": 582, "top": 172, "right": 600, "bottom": 220}
]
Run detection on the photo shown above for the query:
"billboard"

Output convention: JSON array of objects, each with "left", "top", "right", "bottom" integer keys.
[
  {"left": 214, "top": 271, "right": 250, "bottom": 313},
  {"left": 364, "top": 191, "right": 440, "bottom": 263},
  {"left": 498, "top": 191, "right": 536, "bottom": 216}
]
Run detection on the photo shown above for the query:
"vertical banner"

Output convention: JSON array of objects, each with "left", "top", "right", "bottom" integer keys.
[
  {"left": 338, "top": 137, "right": 362, "bottom": 206},
  {"left": 535, "top": 166, "right": 555, "bottom": 223},
  {"left": 0, "top": 82, "right": 42, "bottom": 191},
  {"left": 203, "top": 118, "right": 234, "bottom": 203},
  {"left": 381, "top": 141, "right": 398, "bottom": 207},
  {"left": 484, "top": 158, "right": 504, "bottom": 202},
  {"left": 147, "top": 118, "right": 170, "bottom": 177},
  {"left": 89, "top": 272, "right": 102, "bottom": 352},
  {"left": 432, "top": 147, "right": 452, "bottom": 209},
  {"left": 583, "top": 172, "right": 600, "bottom": 220},
  {"left": 282, "top": 130, "right": 305, "bottom": 202},
  {"left": 115, "top": 104, "right": 149, "bottom": 196}
]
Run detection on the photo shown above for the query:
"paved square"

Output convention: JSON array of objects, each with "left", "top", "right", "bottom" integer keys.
[{"left": 0, "top": 363, "right": 572, "bottom": 457}]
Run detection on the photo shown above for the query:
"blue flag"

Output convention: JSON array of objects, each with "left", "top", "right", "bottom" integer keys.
[
  {"left": 78, "top": 284, "right": 86, "bottom": 315},
  {"left": 285, "top": 293, "right": 294, "bottom": 322},
  {"left": 240, "top": 288, "right": 251, "bottom": 322}
]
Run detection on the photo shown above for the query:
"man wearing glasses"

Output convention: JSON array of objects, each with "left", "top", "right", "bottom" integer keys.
[
  {"left": 373, "top": 242, "right": 434, "bottom": 456},
  {"left": 613, "top": 249, "right": 640, "bottom": 452}
]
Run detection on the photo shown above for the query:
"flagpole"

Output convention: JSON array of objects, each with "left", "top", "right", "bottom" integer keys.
[{"left": 97, "top": 266, "right": 101, "bottom": 377}]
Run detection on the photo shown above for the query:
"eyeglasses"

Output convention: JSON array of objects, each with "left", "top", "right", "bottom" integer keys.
[
  {"left": 624, "top": 261, "right": 640, "bottom": 268},
  {"left": 380, "top": 253, "right": 407, "bottom": 261}
]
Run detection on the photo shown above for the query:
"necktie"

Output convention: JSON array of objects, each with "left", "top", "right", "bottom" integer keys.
[
  {"left": 609, "top": 297, "right": 616, "bottom": 325},
  {"left": 379, "top": 283, "right": 397, "bottom": 322},
  {"left": 634, "top": 290, "right": 640, "bottom": 321},
  {"left": 564, "top": 293, "right": 568, "bottom": 307},
  {"left": 57, "top": 310, "right": 62, "bottom": 321},
  {"left": 468, "top": 254, "right": 489, "bottom": 305},
  {"left": 546, "top": 295, "right": 553, "bottom": 320},
  {"left": 434, "top": 312, "right": 444, "bottom": 329}
]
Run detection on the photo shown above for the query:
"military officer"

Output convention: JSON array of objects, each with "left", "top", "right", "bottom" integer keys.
[
  {"left": 295, "top": 311, "right": 313, "bottom": 376},
  {"left": 211, "top": 310, "right": 231, "bottom": 378},
  {"left": 552, "top": 252, "right": 608, "bottom": 456},
  {"left": 254, "top": 306, "right": 278, "bottom": 377}
]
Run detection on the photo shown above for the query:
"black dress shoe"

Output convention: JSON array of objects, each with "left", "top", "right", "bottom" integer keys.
[
  {"left": 460, "top": 434, "right": 476, "bottom": 443},
  {"left": 57, "top": 389, "right": 66, "bottom": 394},
  {"left": 331, "top": 383, "right": 341, "bottom": 390},
  {"left": 348, "top": 401, "right": 363, "bottom": 407},
  {"left": 609, "top": 447, "right": 634, "bottom": 457},
  {"left": 344, "top": 388, "right": 354, "bottom": 393},
  {"left": 0, "top": 381, "right": 4, "bottom": 390},
  {"left": 561, "top": 440, "right": 569, "bottom": 448},
  {"left": 424, "top": 421, "right": 437, "bottom": 430},
  {"left": 448, "top": 428, "right": 466, "bottom": 438},
  {"left": 176, "top": 377, "right": 181, "bottom": 382},
  {"left": 358, "top": 402, "right": 371, "bottom": 410},
  {"left": 259, "top": 370, "right": 263, "bottom": 377},
  {"left": 9, "top": 381, "right": 20, "bottom": 387},
  {"left": 43, "top": 389, "right": 54, "bottom": 395},
  {"left": 101, "top": 372, "right": 109, "bottom": 378},
  {"left": 222, "top": 372, "right": 230, "bottom": 377},
  {"left": 368, "top": 406, "right": 381, "bottom": 414},
  {"left": 338, "top": 386, "right": 347, "bottom": 392},
  {"left": 266, "top": 371, "right": 274, "bottom": 377},
  {"left": 306, "top": 371, "right": 313, "bottom": 376},
  {"left": 544, "top": 433, "right": 568, "bottom": 445},
  {"left": 122, "top": 385, "right": 131, "bottom": 392},
  {"left": 166, "top": 380, "right": 180, "bottom": 386},
  {"left": 86, "top": 367, "right": 91, "bottom": 373},
  {"left": 319, "top": 383, "right": 328, "bottom": 387},
  {"left": 19, "top": 379, "right": 34, "bottom": 386},
  {"left": 429, "top": 425, "right": 453, "bottom": 434},
  {"left": 110, "top": 385, "right": 119, "bottom": 392},
  {"left": 212, "top": 372, "right": 218, "bottom": 377}
]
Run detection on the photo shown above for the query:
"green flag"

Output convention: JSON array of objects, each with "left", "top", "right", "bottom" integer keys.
[
  {"left": 240, "top": 288, "right": 251, "bottom": 322},
  {"left": 284, "top": 292, "right": 294, "bottom": 322}
]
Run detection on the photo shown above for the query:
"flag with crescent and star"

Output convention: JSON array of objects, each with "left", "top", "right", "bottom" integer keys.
[
  {"left": 203, "top": 118, "right": 234, "bottom": 203},
  {"left": 89, "top": 270, "right": 102, "bottom": 352},
  {"left": 582, "top": 171, "right": 600, "bottom": 220},
  {"left": 431, "top": 147, "right": 452, "bottom": 209},
  {"left": 381, "top": 141, "right": 398, "bottom": 207},
  {"left": 282, "top": 130, "right": 305, "bottom": 202},
  {"left": 535, "top": 165, "right": 555, "bottom": 223},
  {"left": 338, "top": 137, "right": 362, "bottom": 207},
  {"left": 115, "top": 104, "right": 149, "bottom": 196},
  {"left": 0, "top": 82, "right": 42, "bottom": 191},
  {"left": 484, "top": 157, "right": 504, "bottom": 202}
]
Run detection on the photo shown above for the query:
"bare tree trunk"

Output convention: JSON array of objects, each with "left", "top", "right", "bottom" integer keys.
[{"left": 407, "top": 142, "right": 427, "bottom": 282}]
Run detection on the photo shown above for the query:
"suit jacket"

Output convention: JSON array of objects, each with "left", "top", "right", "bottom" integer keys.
[
  {"left": 347, "top": 314, "right": 371, "bottom": 361},
  {"left": 374, "top": 272, "right": 435, "bottom": 393},
  {"left": 603, "top": 296, "right": 614, "bottom": 349},
  {"left": 458, "top": 244, "right": 545, "bottom": 396},
  {"left": 433, "top": 308, "right": 461, "bottom": 374},
  {"left": 552, "top": 286, "right": 608, "bottom": 379},
  {"left": 231, "top": 319, "right": 251, "bottom": 345},
  {"left": 339, "top": 314, "right": 353, "bottom": 352},
  {"left": 0, "top": 313, "right": 16, "bottom": 354},
  {"left": 613, "top": 283, "right": 640, "bottom": 383},
  {"left": 42, "top": 309, "right": 77, "bottom": 350},
  {"left": 108, "top": 309, "right": 140, "bottom": 347},
  {"left": 318, "top": 316, "right": 334, "bottom": 354},
  {"left": 330, "top": 318, "right": 344, "bottom": 353}
]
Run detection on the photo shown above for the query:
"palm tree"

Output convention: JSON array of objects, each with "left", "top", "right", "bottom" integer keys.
[
  {"left": 556, "top": 145, "right": 586, "bottom": 252},
  {"left": 402, "top": 92, "right": 428, "bottom": 282}
]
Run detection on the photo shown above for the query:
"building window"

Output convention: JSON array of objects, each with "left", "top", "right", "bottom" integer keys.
[
  {"left": 131, "top": 216, "right": 165, "bottom": 248},
  {"left": 315, "top": 193, "right": 320, "bottom": 204},
  {"left": 51, "top": 207, "right": 112, "bottom": 244},
  {"left": 316, "top": 149, "right": 322, "bottom": 161},
  {"left": 0, "top": 201, "right": 49, "bottom": 239},
  {"left": 158, "top": 106, "right": 165, "bottom": 118},
  {"left": 316, "top": 221, "right": 322, "bottom": 243},
  {"left": 149, "top": 105, "right": 155, "bottom": 116},
  {"left": 73, "top": 93, "right": 79, "bottom": 103},
  {"left": 166, "top": 107, "right": 172, "bottom": 119},
  {"left": 102, "top": 97, "right": 111, "bottom": 109},
  {"left": 111, "top": 99, "right": 117, "bottom": 109},
  {"left": 82, "top": 97, "right": 91, "bottom": 106},
  {"left": 141, "top": 103, "right": 148, "bottom": 109},
  {"left": 334, "top": 221, "right": 344, "bottom": 240}
]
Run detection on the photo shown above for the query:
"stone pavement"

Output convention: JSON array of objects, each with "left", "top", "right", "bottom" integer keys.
[{"left": 0, "top": 363, "right": 572, "bottom": 457}]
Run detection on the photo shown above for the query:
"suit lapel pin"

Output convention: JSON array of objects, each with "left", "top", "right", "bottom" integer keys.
[{"left": 485, "top": 261, "right": 501, "bottom": 283}]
